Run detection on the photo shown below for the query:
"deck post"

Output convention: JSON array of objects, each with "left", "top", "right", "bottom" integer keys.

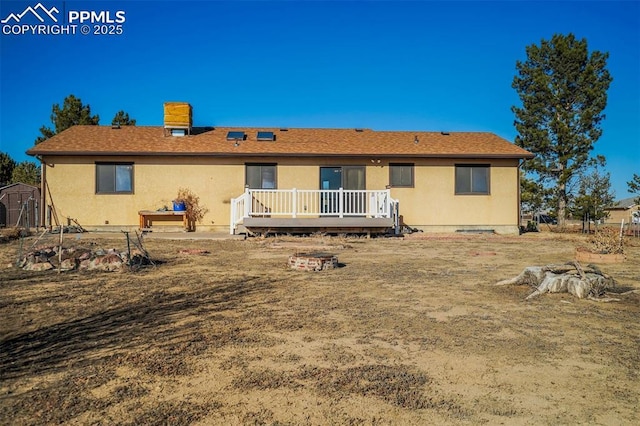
[
  {"left": 243, "top": 187, "right": 251, "bottom": 218},
  {"left": 339, "top": 187, "right": 344, "bottom": 218},
  {"left": 292, "top": 188, "right": 297, "bottom": 218},
  {"left": 385, "top": 189, "right": 391, "bottom": 216},
  {"left": 230, "top": 198, "right": 236, "bottom": 234},
  {"left": 394, "top": 200, "right": 400, "bottom": 234}
]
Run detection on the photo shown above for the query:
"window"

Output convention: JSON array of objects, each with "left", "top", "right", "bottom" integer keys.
[
  {"left": 226, "top": 131, "right": 246, "bottom": 141},
  {"left": 455, "top": 164, "right": 490, "bottom": 195},
  {"left": 246, "top": 164, "right": 276, "bottom": 189},
  {"left": 390, "top": 164, "right": 414, "bottom": 187},
  {"left": 256, "top": 131, "right": 275, "bottom": 141},
  {"left": 96, "top": 163, "right": 133, "bottom": 194}
]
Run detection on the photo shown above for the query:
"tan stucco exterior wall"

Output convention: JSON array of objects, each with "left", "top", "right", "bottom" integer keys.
[
  {"left": 41, "top": 155, "right": 521, "bottom": 234},
  {"left": 391, "top": 158, "right": 520, "bottom": 233}
]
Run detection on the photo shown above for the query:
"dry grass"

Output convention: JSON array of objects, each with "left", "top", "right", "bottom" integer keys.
[
  {"left": 0, "top": 227, "right": 24, "bottom": 243},
  {"left": 1, "top": 231, "right": 639, "bottom": 425}
]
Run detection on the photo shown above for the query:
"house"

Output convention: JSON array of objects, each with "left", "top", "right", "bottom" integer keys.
[
  {"left": 604, "top": 197, "right": 639, "bottom": 225},
  {"left": 27, "top": 103, "right": 534, "bottom": 235},
  {"left": 0, "top": 182, "right": 41, "bottom": 228}
]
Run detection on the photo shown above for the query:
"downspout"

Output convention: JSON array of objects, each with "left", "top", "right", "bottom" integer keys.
[
  {"left": 517, "top": 158, "right": 526, "bottom": 234},
  {"left": 36, "top": 155, "right": 46, "bottom": 229}
]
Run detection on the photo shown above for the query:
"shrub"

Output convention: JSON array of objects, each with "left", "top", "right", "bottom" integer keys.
[
  {"left": 174, "top": 188, "right": 208, "bottom": 224},
  {"left": 586, "top": 227, "right": 624, "bottom": 254}
]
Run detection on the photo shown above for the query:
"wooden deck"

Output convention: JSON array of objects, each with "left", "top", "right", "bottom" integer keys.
[
  {"left": 231, "top": 188, "right": 399, "bottom": 235},
  {"left": 242, "top": 217, "right": 394, "bottom": 235}
]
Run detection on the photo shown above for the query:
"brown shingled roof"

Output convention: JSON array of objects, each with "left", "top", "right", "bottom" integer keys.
[{"left": 27, "top": 125, "right": 534, "bottom": 159}]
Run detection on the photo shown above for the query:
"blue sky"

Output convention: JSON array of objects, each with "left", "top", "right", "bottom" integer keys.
[{"left": 1, "top": 0, "right": 638, "bottom": 198}]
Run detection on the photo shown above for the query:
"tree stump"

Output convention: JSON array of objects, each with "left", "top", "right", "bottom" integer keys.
[{"left": 496, "top": 261, "right": 616, "bottom": 300}]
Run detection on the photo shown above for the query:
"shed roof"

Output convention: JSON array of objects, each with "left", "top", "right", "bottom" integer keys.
[
  {"left": 27, "top": 125, "right": 534, "bottom": 159},
  {"left": 0, "top": 182, "right": 39, "bottom": 191}
]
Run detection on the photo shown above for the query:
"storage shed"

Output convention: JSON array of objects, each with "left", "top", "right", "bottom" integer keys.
[{"left": 0, "top": 183, "right": 41, "bottom": 228}]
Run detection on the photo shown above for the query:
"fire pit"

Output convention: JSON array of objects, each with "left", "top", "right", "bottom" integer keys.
[{"left": 288, "top": 252, "right": 338, "bottom": 271}]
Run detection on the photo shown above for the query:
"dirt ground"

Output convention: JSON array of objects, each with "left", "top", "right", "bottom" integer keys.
[{"left": 1, "top": 231, "right": 639, "bottom": 425}]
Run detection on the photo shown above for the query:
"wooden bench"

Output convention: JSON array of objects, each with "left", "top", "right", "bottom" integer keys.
[{"left": 139, "top": 210, "right": 189, "bottom": 231}]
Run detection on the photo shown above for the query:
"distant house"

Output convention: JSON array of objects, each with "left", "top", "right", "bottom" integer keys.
[
  {"left": 604, "top": 197, "right": 639, "bottom": 225},
  {"left": 27, "top": 103, "right": 533, "bottom": 235}
]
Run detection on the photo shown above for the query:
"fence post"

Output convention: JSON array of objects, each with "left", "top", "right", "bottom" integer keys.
[{"left": 339, "top": 188, "right": 344, "bottom": 218}]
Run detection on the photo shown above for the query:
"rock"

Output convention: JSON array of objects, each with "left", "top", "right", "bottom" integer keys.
[
  {"left": 178, "top": 249, "right": 210, "bottom": 255},
  {"left": 59, "top": 258, "right": 78, "bottom": 271},
  {"left": 89, "top": 254, "right": 124, "bottom": 272},
  {"left": 24, "top": 262, "right": 53, "bottom": 271},
  {"left": 17, "top": 244, "right": 149, "bottom": 273}
]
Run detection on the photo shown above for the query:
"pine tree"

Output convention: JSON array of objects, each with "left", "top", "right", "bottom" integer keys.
[
  {"left": 512, "top": 33, "right": 612, "bottom": 228},
  {"left": 35, "top": 94, "right": 100, "bottom": 144},
  {"left": 11, "top": 161, "right": 40, "bottom": 186},
  {"left": 0, "top": 152, "right": 16, "bottom": 186},
  {"left": 520, "top": 172, "right": 552, "bottom": 215},
  {"left": 111, "top": 110, "right": 137, "bottom": 126},
  {"left": 628, "top": 174, "right": 640, "bottom": 205},
  {"left": 570, "top": 156, "right": 614, "bottom": 227}
]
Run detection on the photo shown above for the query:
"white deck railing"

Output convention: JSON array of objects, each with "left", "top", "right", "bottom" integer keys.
[{"left": 230, "top": 188, "right": 399, "bottom": 234}]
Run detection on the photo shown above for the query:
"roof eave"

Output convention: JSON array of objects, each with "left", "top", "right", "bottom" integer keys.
[{"left": 29, "top": 151, "right": 535, "bottom": 159}]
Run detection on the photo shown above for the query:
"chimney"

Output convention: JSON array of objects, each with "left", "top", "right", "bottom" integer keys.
[{"left": 163, "top": 102, "right": 192, "bottom": 136}]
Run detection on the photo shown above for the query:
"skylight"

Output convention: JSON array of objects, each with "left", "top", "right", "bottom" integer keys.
[
  {"left": 226, "top": 131, "right": 245, "bottom": 141},
  {"left": 257, "top": 131, "right": 275, "bottom": 141}
]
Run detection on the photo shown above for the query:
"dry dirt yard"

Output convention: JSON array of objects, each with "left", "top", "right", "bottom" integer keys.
[{"left": 1, "top": 231, "right": 639, "bottom": 425}]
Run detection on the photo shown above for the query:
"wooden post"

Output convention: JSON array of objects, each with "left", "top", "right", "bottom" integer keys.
[
  {"left": 230, "top": 197, "right": 237, "bottom": 235},
  {"left": 57, "top": 224, "right": 64, "bottom": 274},
  {"left": 123, "top": 231, "right": 131, "bottom": 267},
  {"left": 46, "top": 181, "right": 60, "bottom": 227},
  {"left": 14, "top": 202, "right": 25, "bottom": 227},
  {"left": 243, "top": 187, "right": 251, "bottom": 218}
]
